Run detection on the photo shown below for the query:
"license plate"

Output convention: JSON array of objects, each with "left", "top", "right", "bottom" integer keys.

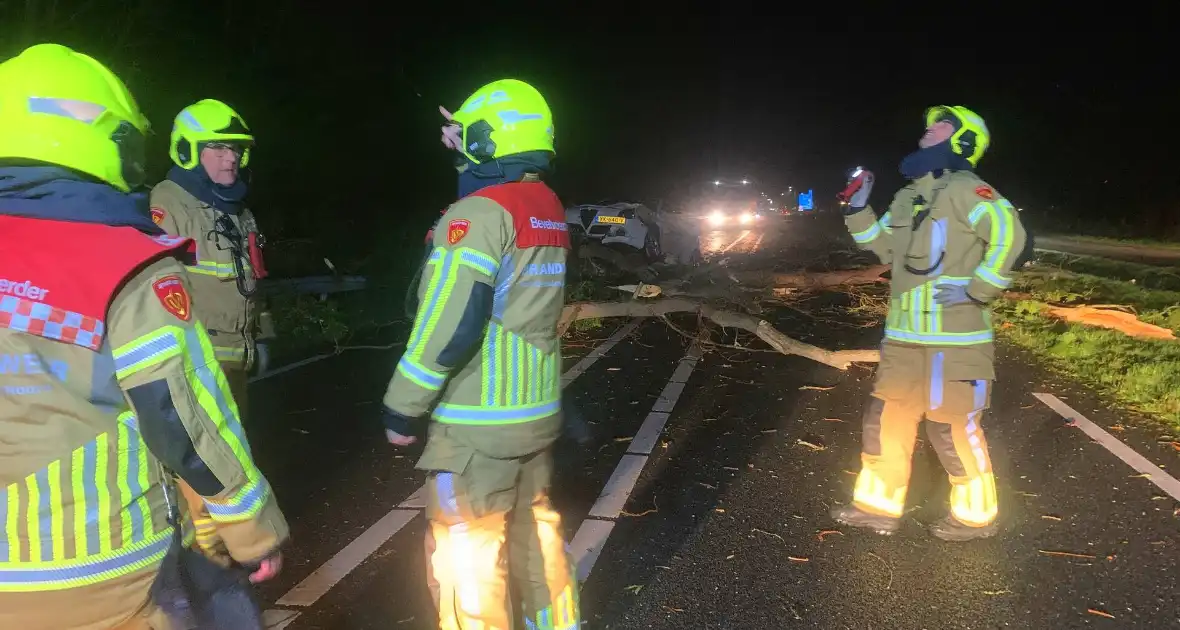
[{"left": 596, "top": 215, "right": 626, "bottom": 225}]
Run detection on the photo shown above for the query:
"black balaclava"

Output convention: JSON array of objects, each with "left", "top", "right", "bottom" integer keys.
[
  {"left": 167, "top": 156, "right": 249, "bottom": 215},
  {"left": 899, "top": 116, "right": 973, "bottom": 180},
  {"left": 456, "top": 151, "right": 552, "bottom": 199},
  {"left": 0, "top": 165, "right": 163, "bottom": 234}
]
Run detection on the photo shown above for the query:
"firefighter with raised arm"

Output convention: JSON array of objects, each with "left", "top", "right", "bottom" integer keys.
[
  {"left": 383, "top": 79, "right": 581, "bottom": 629},
  {"left": 831, "top": 106, "right": 1027, "bottom": 541},
  {"left": 0, "top": 43, "right": 287, "bottom": 630}
]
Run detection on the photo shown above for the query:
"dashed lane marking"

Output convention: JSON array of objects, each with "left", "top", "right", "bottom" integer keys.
[{"left": 264, "top": 318, "right": 645, "bottom": 624}]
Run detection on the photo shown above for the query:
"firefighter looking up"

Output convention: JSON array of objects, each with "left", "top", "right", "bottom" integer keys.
[
  {"left": 831, "top": 106, "right": 1028, "bottom": 541},
  {"left": 0, "top": 43, "right": 286, "bottom": 630},
  {"left": 382, "top": 78, "right": 581, "bottom": 629}
]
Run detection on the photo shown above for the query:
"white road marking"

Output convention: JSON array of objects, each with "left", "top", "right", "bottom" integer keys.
[
  {"left": 719, "top": 230, "right": 752, "bottom": 254},
  {"left": 628, "top": 412, "right": 671, "bottom": 456},
  {"left": 275, "top": 509, "right": 419, "bottom": 607},
  {"left": 747, "top": 231, "right": 766, "bottom": 252},
  {"left": 568, "top": 519, "right": 615, "bottom": 583},
  {"left": 572, "top": 344, "right": 702, "bottom": 582},
  {"left": 562, "top": 318, "right": 645, "bottom": 386},
  {"left": 1034, "top": 393, "right": 1180, "bottom": 502},
  {"left": 264, "top": 318, "right": 645, "bottom": 619},
  {"left": 588, "top": 455, "right": 649, "bottom": 519},
  {"left": 263, "top": 608, "right": 302, "bottom": 629}
]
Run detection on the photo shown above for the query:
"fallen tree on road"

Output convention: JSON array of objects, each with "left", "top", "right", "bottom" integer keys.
[
  {"left": 560, "top": 245, "right": 889, "bottom": 369},
  {"left": 559, "top": 297, "right": 880, "bottom": 369}
]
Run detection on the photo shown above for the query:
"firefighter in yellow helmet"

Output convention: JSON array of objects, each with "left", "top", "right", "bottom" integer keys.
[
  {"left": 383, "top": 79, "right": 580, "bottom": 629},
  {"left": 832, "top": 106, "right": 1027, "bottom": 541},
  {"left": 149, "top": 98, "right": 268, "bottom": 410},
  {"left": 148, "top": 100, "right": 272, "bottom": 560},
  {"left": 0, "top": 44, "right": 287, "bottom": 629}
]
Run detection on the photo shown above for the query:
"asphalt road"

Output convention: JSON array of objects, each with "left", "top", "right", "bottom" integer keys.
[
  {"left": 244, "top": 216, "right": 1180, "bottom": 629},
  {"left": 1036, "top": 235, "right": 1180, "bottom": 267}
]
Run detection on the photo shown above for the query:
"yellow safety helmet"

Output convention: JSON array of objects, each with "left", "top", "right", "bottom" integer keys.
[
  {"left": 925, "top": 105, "right": 990, "bottom": 167},
  {"left": 450, "top": 79, "right": 554, "bottom": 164},
  {"left": 169, "top": 99, "right": 254, "bottom": 170},
  {"left": 0, "top": 43, "right": 150, "bottom": 192}
]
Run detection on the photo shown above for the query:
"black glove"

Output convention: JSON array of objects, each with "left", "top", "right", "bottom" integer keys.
[{"left": 381, "top": 406, "right": 419, "bottom": 437}]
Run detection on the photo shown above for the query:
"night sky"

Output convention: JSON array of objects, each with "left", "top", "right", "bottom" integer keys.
[{"left": 3, "top": 4, "right": 1174, "bottom": 257}]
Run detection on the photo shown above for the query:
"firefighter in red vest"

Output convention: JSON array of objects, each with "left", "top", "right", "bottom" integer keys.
[
  {"left": 384, "top": 80, "right": 580, "bottom": 629},
  {"left": 0, "top": 44, "right": 288, "bottom": 629}
]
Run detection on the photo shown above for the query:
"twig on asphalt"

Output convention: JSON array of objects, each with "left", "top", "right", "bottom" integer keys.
[
  {"left": 867, "top": 552, "right": 893, "bottom": 590},
  {"left": 752, "top": 528, "right": 784, "bottom": 542},
  {"left": 816, "top": 530, "right": 843, "bottom": 542},
  {"left": 1087, "top": 609, "right": 1115, "bottom": 619},
  {"left": 1039, "top": 550, "right": 1096, "bottom": 560},
  {"left": 787, "top": 556, "right": 809, "bottom": 563},
  {"left": 797, "top": 439, "right": 827, "bottom": 451},
  {"left": 621, "top": 496, "right": 659, "bottom": 518}
]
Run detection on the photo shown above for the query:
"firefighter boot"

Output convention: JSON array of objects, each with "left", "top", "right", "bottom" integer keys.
[
  {"left": 830, "top": 504, "right": 901, "bottom": 535},
  {"left": 929, "top": 516, "right": 998, "bottom": 542}
]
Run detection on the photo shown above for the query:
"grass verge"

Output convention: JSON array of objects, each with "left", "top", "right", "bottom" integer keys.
[
  {"left": 994, "top": 264, "right": 1180, "bottom": 426},
  {"left": 1032, "top": 251, "right": 1180, "bottom": 292}
]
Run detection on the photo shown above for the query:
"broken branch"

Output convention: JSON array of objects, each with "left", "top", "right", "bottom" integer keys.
[
  {"left": 727, "top": 264, "right": 889, "bottom": 289},
  {"left": 558, "top": 298, "right": 879, "bottom": 369}
]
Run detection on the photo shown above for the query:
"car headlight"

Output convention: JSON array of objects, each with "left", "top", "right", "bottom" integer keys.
[
  {"left": 708, "top": 210, "right": 725, "bottom": 226},
  {"left": 739, "top": 212, "right": 752, "bottom": 224}
]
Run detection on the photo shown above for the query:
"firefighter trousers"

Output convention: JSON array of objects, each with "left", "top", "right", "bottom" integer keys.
[
  {"left": 423, "top": 441, "right": 580, "bottom": 630},
  {"left": 853, "top": 343, "right": 999, "bottom": 527}
]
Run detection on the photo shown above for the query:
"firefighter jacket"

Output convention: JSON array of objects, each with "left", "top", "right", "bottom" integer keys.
[
  {"left": 384, "top": 179, "right": 570, "bottom": 460},
  {"left": 0, "top": 209, "right": 287, "bottom": 629},
  {"left": 845, "top": 170, "right": 1028, "bottom": 352},
  {"left": 150, "top": 179, "right": 262, "bottom": 369}
]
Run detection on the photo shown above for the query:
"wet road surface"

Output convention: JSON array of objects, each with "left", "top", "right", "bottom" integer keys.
[
  {"left": 700, "top": 227, "right": 768, "bottom": 257},
  {"left": 1036, "top": 235, "right": 1180, "bottom": 267},
  {"left": 247, "top": 217, "right": 1180, "bottom": 629}
]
